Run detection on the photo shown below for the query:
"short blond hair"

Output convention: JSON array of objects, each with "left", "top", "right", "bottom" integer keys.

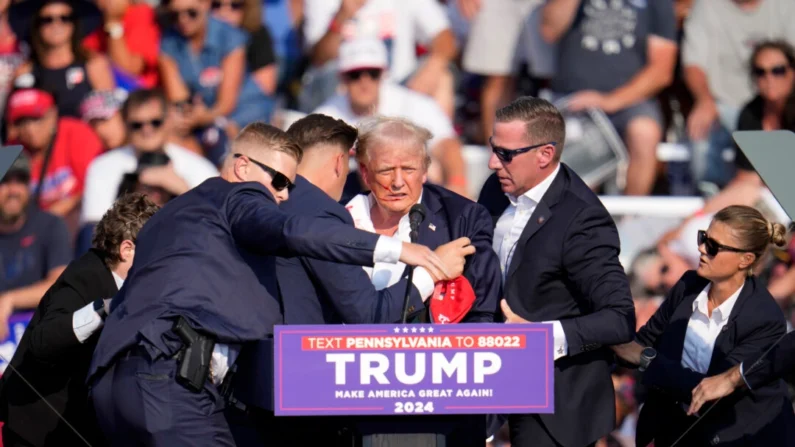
[
  {"left": 233, "top": 121, "right": 303, "bottom": 163},
  {"left": 355, "top": 116, "right": 432, "bottom": 168}
]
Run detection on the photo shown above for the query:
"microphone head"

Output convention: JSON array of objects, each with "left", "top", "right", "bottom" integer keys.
[{"left": 409, "top": 203, "right": 427, "bottom": 223}]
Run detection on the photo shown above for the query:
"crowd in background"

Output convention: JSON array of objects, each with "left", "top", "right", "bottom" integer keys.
[{"left": 0, "top": 0, "right": 794, "bottom": 445}]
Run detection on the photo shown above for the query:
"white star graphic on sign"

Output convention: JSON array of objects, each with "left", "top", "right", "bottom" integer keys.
[
  {"left": 419, "top": 327, "right": 426, "bottom": 333},
  {"left": 428, "top": 327, "right": 434, "bottom": 333},
  {"left": 403, "top": 327, "right": 409, "bottom": 333},
  {"left": 393, "top": 327, "right": 400, "bottom": 333},
  {"left": 411, "top": 327, "right": 417, "bottom": 333}
]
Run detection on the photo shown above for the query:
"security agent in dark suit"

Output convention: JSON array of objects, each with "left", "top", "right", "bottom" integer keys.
[
  {"left": 477, "top": 97, "right": 635, "bottom": 447},
  {"left": 228, "top": 114, "right": 476, "bottom": 445},
  {"left": 613, "top": 206, "right": 795, "bottom": 446},
  {"left": 0, "top": 193, "right": 159, "bottom": 447},
  {"left": 86, "top": 123, "right": 453, "bottom": 446}
]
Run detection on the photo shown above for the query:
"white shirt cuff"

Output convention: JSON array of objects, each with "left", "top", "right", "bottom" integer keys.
[
  {"left": 374, "top": 236, "right": 402, "bottom": 264},
  {"left": 412, "top": 267, "right": 436, "bottom": 302},
  {"left": 72, "top": 302, "right": 105, "bottom": 343},
  {"left": 543, "top": 320, "right": 568, "bottom": 361},
  {"left": 739, "top": 362, "right": 752, "bottom": 390},
  {"left": 210, "top": 343, "right": 240, "bottom": 385}
]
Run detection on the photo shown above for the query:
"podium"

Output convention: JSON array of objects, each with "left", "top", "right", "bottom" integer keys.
[{"left": 229, "top": 323, "right": 551, "bottom": 446}]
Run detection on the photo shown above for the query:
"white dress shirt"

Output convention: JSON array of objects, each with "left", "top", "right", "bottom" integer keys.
[
  {"left": 492, "top": 165, "right": 568, "bottom": 360},
  {"left": 72, "top": 272, "right": 125, "bottom": 343},
  {"left": 681, "top": 283, "right": 743, "bottom": 374},
  {"left": 345, "top": 193, "right": 436, "bottom": 299}
]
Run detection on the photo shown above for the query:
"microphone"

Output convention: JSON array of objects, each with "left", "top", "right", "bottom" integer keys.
[
  {"left": 408, "top": 204, "right": 427, "bottom": 243},
  {"left": 402, "top": 204, "right": 427, "bottom": 323}
]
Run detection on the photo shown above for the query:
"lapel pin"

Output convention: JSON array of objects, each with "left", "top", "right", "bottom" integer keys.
[
  {"left": 538, "top": 216, "right": 545, "bottom": 224},
  {"left": 429, "top": 223, "right": 436, "bottom": 231}
]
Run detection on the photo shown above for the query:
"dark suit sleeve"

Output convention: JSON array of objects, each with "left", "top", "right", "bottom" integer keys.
[
  {"left": 743, "top": 330, "right": 795, "bottom": 390},
  {"left": 26, "top": 286, "right": 87, "bottom": 362},
  {"left": 635, "top": 276, "right": 689, "bottom": 347},
  {"left": 559, "top": 205, "right": 635, "bottom": 353},
  {"left": 644, "top": 315, "right": 786, "bottom": 401},
  {"left": 461, "top": 205, "right": 501, "bottom": 323},
  {"left": 228, "top": 189, "right": 380, "bottom": 266},
  {"left": 301, "top": 258, "right": 424, "bottom": 324}
]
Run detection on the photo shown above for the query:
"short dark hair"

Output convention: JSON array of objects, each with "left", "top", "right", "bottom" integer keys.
[
  {"left": 286, "top": 114, "right": 358, "bottom": 154},
  {"left": 92, "top": 193, "right": 159, "bottom": 268},
  {"left": 235, "top": 121, "right": 304, "bottom": 163},
  {"left": 496, "top": 96, "right": 566, "bottom": 160},
  {"left": 121, "top": 88, "right": 168, "bottom": 121}
]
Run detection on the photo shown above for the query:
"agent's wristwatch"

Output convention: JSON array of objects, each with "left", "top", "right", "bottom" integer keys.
[
  {"left": 639, "top": 347, "right": 657, "bottom": 372},
  {"left": 93, "top": 298, "right": 108, "bottom": 321},
  {"left": 105, "top": 22, "right": 124, "bottom": 39}
]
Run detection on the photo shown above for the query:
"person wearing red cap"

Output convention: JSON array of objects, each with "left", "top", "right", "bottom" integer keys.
[{"left": 5, "top": 88, "right": 105, "bottom": 230}]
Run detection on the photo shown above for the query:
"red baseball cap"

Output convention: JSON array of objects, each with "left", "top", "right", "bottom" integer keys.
[
  {"left": 429, "top": 276, "right": 476, "bottom": 324},
  {"left": 6, "top": 89, "right": 54, "bottom": 123}
]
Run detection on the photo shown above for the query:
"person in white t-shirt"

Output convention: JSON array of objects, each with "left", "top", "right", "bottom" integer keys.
[
  {"left": 81, "top": 89, "right": 218, "bottom": 223},
  {"left": 301, "top": 0, "right": 457, "bottom": 117},
  {"left": 314, "top": 38, "right": 468, "bottom": 197}
]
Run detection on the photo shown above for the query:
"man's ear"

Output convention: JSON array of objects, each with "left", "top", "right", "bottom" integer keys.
[
  {"left": 334, "top": 152, "right": 344, "bottom": 178},
  {"left": 119, "top": 239, "right": 135, "bottom": 263},
  {"left": 538, "top": 143, "right": 557, "bottom": 169}
]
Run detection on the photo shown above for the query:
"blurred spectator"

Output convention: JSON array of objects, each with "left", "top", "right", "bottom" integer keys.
[
  {"left": 158, "top": 0, "right": 246, "bottom": 161},
  {"left": 0, "top": 153, "right": 71, "bottom": 339},
  {"left": 10, "top": 0, "right": 116, "bottom": 119},
  {"left": 262, "top": 0, "right": 303, "bottom": 104},
  {"left": 211, "top": 0, "right": 278, "bottom": 125},
  {"left": 314, "top": 38, "right": 468, "bottom": 197},
  {"left": 302, "top": 0, "right": 457, "bottom": 117},
  {"left": 458, "top": 0, "right": 538, "bottom": 142},
  {"left": 81, "top": 88, "right": 217, "bottom": 224},
  {"left": 0, "top": 0, "right": 25, "bottom": 126},
  {"left": 682, "top": 0, "right": 795, "bottom": 187},
  {"left": 83, "top": 0, "right": 161, "bottom": 90},
  {"left": 80, "top": 89, "right": 128, "bottom": 149},
  {"left": 5, "top": 88, "right": 104, "bottom": 230},
  {"left": 540, "top": 0, "right": 678, "bottom": 195}
]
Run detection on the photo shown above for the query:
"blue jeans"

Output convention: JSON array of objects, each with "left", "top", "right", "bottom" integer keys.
[{"left": 689, "top": 102, "right": 740, "bottom": 188}]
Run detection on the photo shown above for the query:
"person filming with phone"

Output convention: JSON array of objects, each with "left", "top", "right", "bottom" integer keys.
[
  {"left": 81, "top": 88, "right": 218, "bottom": 226},
  {"left": 612, "top": 205, "right": 795, "bottom": 446}
]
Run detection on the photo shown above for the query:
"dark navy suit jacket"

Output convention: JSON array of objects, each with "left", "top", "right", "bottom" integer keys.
[
  {"left": 88, "top": 177, "right": 383, "bottom": 382},
  {"left": 744, "top": 329, "right": 795, "bottom": 390},
  {"left": 635, "top": 271, "right": 795, "bottom": 447},
  {"left": 233, "top": 179, "right": 502, "bottom": 412},
  {"left": 478, "top": 164, "right": 635, "bottom": 447}
]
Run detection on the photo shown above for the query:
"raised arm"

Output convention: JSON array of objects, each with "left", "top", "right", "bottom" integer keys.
[{"left": 227, "top": 188, "right": 450, "bottom": 277}]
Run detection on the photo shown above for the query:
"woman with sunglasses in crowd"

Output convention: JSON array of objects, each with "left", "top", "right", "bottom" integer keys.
[
  {"left": 613, "top": 205, "right": 795, "bottom": 446},
  {"left": 9, "top": 0, "right": 115, "bottom": 119}
]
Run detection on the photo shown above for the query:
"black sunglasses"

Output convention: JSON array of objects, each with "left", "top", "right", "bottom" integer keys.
[
  {"left": 129, "top": 119, "right": 164, "bottom": 131},
  {"left": 169, "top": 8, "right": 200, "bottom": 20},
  {"left": 489, "top": 137, "right": 556, "bottom": 163},
  {"left": 37, "top": 14, "right": 74, "bottom": 25},
  {"left": 211, "top": 0, "right": 244, "bottom": 9},
  {"left": 698, "top": 230, "right": 746, "bottom": 257},
  {"left": 344, "top": 68, "right": 382, "bottom": 81},
  {"left": 233, "top": 154, "right": 295, "bottom": 192},
  {"left": 752, "top": 64, "right": 789, "bottom": 78}
]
